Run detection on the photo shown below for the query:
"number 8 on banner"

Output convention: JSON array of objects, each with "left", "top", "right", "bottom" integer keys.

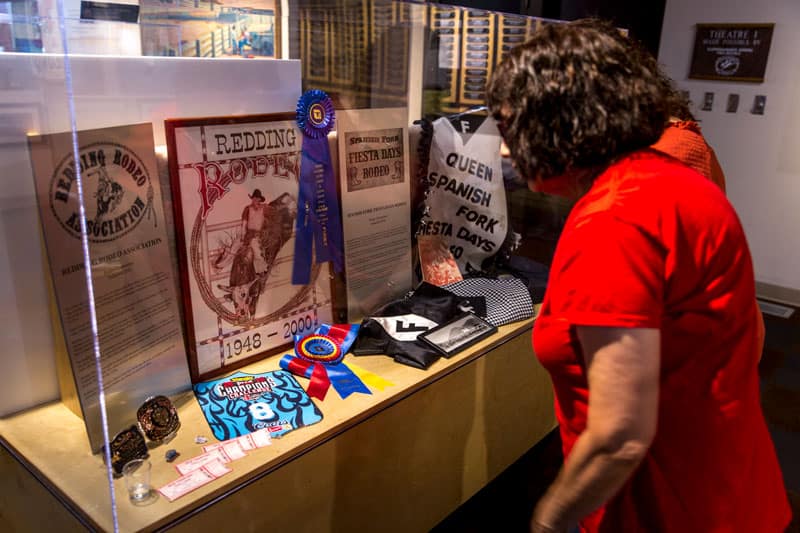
[{"left": 248, "top": 402, "right": 276, "bottom": 421}]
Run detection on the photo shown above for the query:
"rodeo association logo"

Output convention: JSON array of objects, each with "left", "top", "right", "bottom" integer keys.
[{"left": 49, "top": 142, "right": 154, "bottom": 242}]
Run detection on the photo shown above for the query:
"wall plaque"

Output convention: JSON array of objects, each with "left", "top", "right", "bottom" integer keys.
[
  {"left": 28, "top": 123, "right": 190, "bottom": 452},
  {"left": 689, "top": 23, "right": 774, "bottom": 82}
]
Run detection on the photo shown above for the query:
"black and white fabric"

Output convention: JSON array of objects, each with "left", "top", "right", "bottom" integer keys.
[
  {"left": 423, "top": 115, "right": 508, "bottom": 274},
  {"left": 443, "top": 277, "right": 534, "bottom": 326},
  {"left": 351, "top": 282, "right": 486, "bottom": 370},
  {"left": 498, "top": 256, "right": 549, "bottom": 305}
]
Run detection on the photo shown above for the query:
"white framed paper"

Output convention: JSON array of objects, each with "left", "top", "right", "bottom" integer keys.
[
  {"left": 336, "top": 108, "right": 413, "bottom": 321},
  {"left": 166, "top": 113, "right": 333, "bottom": 381}
]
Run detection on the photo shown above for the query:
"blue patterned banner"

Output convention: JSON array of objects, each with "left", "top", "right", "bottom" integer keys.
[{"left": 192, "top": 370, "right": 322, "bottom": 442}]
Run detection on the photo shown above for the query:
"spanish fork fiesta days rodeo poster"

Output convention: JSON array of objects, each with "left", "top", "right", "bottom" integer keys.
[{"left": 166, "top": 114, "right": 333, "bottom": 381}]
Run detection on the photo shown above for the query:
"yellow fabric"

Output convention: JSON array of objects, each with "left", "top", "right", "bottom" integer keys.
[{"left": 345, "top": 362, "right": 395, "bottom": 391}]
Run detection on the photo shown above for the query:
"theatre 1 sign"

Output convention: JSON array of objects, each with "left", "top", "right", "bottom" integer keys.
[{"left": 689, "top": 23, "right": 774, "bottom": 82}]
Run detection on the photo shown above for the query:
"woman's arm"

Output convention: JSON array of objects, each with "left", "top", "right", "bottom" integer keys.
[{"left": 531, "top": 326, "right": 660, "bottom": 532}]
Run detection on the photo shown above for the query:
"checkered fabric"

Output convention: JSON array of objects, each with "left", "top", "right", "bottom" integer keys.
[{"left": 443, "top": 277, "right": 535, "bottom": 326}]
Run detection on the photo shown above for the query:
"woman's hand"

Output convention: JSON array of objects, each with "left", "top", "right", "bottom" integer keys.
[
  {"left": 530, "top": 521, "right": 565, "bottom": 533},
  {"left": 530, "top": 506, "right": 568, "bottom": 533}
]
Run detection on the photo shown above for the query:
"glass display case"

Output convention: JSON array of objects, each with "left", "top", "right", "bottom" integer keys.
[{"left": 0, "top": 2, "right": 562, "bottom": 530}]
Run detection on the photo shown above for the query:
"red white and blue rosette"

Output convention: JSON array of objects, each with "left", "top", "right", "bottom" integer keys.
[
  {"left": 279, "top": 324, "right": 370, "bottom": 401},
  {"left": 295, "top": 334, "right": 343, "bottom": 364},
  {"left": 292, "top": 90, "right": 344, "bottom": 285}
]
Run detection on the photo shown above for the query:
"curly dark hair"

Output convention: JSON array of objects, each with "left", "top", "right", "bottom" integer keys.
[
  {"left": 570, "top": 18, "right": 695, "bottom": 121},
  {"left": 487, "top": 19, "right": 672, "bottom": 181}
]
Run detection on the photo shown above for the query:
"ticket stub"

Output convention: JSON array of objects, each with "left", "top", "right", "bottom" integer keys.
[
  {"left": 203, "top": 429, "right": 272, "bottom": 453},
  {"left": 197, "top": 440, "right": 246, "bottom": 459},
  {"left": 157, "top": 460, "right": 231, "bottom": 502},
  {"left": 249, "top": 428, "right": 272, "bottom": 448},
  {"left": 230, "top": 435, "right": 256, "bottom": 452},
  {"left": 202, "top": 442, "right": 223, "bottom": 452},
  {"left": 201, "top": 459, "right": 231, "bottom": 477},
  {"left": 174, "top": 447, "right": 231, "bottom": 475},
  {"left": 220, "top": 440, "right": 247, "bottom": 460}
]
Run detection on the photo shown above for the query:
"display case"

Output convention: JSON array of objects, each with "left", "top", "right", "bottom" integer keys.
[{"left": 0, "top": 2, "right": 562, "bottom": 531}]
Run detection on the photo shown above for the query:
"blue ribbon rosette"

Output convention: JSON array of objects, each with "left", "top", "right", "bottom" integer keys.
[{"left": 292, "top": 89, "right": 344, "bottom": 285}]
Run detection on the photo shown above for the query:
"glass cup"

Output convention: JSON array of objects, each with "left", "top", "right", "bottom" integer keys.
[{"left": 122, "top": 458, "right": 153, "bottom": 504}]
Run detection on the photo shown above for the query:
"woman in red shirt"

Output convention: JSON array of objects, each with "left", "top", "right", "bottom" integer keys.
[{"left": 487, "top": 20, "right": 790, "bottom": 533}]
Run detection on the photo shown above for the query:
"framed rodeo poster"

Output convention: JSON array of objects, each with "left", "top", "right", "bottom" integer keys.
[{"left": 166, "top": 113, "right": 333, "bottom": 381}]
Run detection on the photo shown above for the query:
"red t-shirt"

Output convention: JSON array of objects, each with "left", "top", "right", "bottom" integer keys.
[{"left": 533, "top": 150, "right": 790, "bottom": 532}]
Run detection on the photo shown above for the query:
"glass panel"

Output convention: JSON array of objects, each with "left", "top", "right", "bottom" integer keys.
[{"left": 0, "top": 3, "right": 567, "bottom": 529}]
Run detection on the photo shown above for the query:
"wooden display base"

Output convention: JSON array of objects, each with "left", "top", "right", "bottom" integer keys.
[{"left": 0, "top": 319, "right": 555, "bottom": 532}]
